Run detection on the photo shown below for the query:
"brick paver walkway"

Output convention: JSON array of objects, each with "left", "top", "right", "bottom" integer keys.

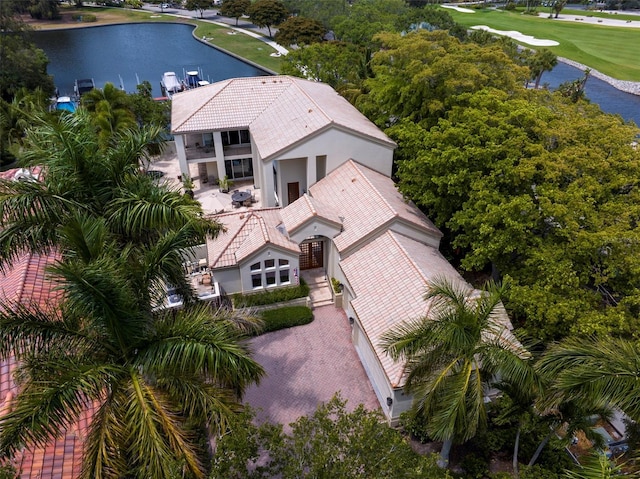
[{"left": 244, "top": 305, "right": 380, "bottom": 428}]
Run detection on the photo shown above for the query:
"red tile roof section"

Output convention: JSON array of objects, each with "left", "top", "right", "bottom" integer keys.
[{"left": 0, "top": 251, "right": 89, "bottom": 479}]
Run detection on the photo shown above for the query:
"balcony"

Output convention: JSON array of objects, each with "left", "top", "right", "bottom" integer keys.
[{"left": 185, "top": 145, "right": 216, "bottom": 161}]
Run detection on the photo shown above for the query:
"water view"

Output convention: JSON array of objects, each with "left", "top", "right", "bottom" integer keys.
[
  {"left": 35, "top": 23, "right": 640, "bottom": 126},
  {"left": 34, "top": 23, "right": 268, "bottom": 98}
]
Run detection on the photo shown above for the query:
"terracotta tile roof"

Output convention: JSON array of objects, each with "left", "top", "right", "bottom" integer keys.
[
  {"left": 0, "top": 251, "right": 64, "bottom": 313},
  {"left": 206, "top": 209, "right": 300, "bottom": 268},
  {"left": 0, "top": 251, "right": 89, "bottom": 479},
  {"left": 340, "top": 231, "right": 467, "bottom": 388},
  {"left": 280, "top": 194, "right": 342, "bottom": 236},
  {"left": 171, "top": 76, "right": 395, "bottom": 159},
  {"left": 309, "top": 160, "right": 442, "bottom": 253}
]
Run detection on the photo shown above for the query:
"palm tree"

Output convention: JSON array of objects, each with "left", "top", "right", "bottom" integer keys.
[
  {"left": 0, "top": 215, "right": 264, "bottom": 478},
  {"left": 381, "top": 278, "right": 535, "bottom": 468},
  {"left": 80, "top": 82, "right": 136, "bottom": 147},
  {"left": 564, "top": 451, "right": 622, "bottom": 479},
  {"left": 536, "top": 336, "right": 640, "bottom": 422},
  {"left": 0, "top": 112, "right": 221, "bottom": 295}
]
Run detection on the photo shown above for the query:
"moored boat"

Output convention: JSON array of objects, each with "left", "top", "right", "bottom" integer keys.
[
  {"left": 184, "top": 68, "right": 209, "bottom": 89},
  {"left": 55, "top": 96, "right": 77, "bottom": 113},
  {"left": 160, "top": 71, "right": 182, "bottom": 98},
  {"left": 74, "top": 78, "right": 95, "bottom": 97}
]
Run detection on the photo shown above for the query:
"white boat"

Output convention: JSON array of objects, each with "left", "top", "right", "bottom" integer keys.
[
  {"left": 184, "top": 68, "right": 209, "bottom": 89},
  {"left": 161, "top": 71, "right": 182, "bottom": 97},
  {"left": 55, "top": 96, "right": 77, "bottom": 113}
]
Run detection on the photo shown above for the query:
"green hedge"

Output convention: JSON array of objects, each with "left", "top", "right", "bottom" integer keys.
[
  {"left": 232, "top": 279, "right": 309, "bottom": 308},
  {"left": 258, "top": 306, "right": 313, "bottom": 334}
]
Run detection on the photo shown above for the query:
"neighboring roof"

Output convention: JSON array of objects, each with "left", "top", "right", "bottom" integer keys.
[
  {"left": 0, "top": 251, "right": 88, "bottom": 479},
  {"left": 280, "top": 194, "right": 343, "bottom": 236},
  {"left": 171, "top": 76, "right": 395, "bottom": 159},
  {"left": 309, "top": 160, "right": 442, "bottom": 253},
  {"left": 0, "top": 251, "right": 63, "bottom": 313},
  {"left": 206, "top": 209, "right": 300, "bottom": 269},
  {"left": 340, "top": 230, "right": 467, "bottom": 388}
]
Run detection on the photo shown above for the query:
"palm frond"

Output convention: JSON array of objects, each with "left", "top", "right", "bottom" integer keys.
[
  {"left": 0, "top": 360, "right": 117, "bottom": 458},
  {"left": 125, "top": 373, "right": 204, "bottom": 479}
]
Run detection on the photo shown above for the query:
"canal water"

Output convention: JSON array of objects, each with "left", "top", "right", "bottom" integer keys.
[
  {"left": 33, "top": 23, "right": 268, "bottom": 98},
  {"left": 35, "top": 23, "right": 640, "bottom": 126}
]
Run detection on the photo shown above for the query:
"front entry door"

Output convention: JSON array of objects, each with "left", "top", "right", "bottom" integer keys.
[
  {"left": 300, "top": 241, "right": 323, "bottom": 270},
  {"left": 288, "top": 182, "right": 300, "bottom": 205}
]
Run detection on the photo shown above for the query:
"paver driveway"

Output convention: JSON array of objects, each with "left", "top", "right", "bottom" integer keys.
[{"left": 244, "top": 305, "right": 380, "bottom": 427}]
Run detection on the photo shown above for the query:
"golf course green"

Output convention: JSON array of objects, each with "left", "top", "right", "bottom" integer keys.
[{"left": 442, "top": 7, "right": 640, "bottom": 81}]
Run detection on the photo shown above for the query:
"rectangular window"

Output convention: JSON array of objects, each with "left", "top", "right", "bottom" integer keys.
[
  {"left": 202, "top": 132, "right": 213, "bottom": 147},
  {"left": 221, "top": 130, "right": 250, "bottom": 146},
  {"left": 278, "top": 259, "right": 289, "bottom": 267},
  {"left": 279, "top": 269, "right": 290, "bottom": 284},
  {"left": 224, "top": 158, "right": 253, "bottom": 180},
  {"left": 250, "top": 262, "right": 260, "bottom": 271},
  {"left": 266, "top": 271, "right": 276, "bottom": 286},
  {"left": 252, "top": 274, "right": 262, "bottom": 288},
  {"left": 264, "top": 259, "right": 275, "bottom": 269}
]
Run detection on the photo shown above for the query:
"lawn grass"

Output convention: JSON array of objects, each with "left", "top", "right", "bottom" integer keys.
[
  {"left": 442, "top": 7, "right": 640, "bottom": 81},
  {"left": 29, "top": 6, "right": 282, "bottom": 73}
]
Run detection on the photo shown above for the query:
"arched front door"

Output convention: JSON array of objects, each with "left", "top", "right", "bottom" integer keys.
[{"left": 300, "top": 240, "right": 323, "bottom": 270}]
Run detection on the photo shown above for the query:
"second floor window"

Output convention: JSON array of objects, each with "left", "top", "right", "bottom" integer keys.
[{"left": 222, "top": 129, "right": 250, "bottom": 146}]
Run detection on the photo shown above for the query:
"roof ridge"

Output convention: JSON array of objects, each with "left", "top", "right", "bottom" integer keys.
[
  {"left": 212, "top": 212, "right": 255, "bottom": 266},
  {"left": 246, "top": 76, "right": 297, "bottom": 127},
  {"left": 388, "top": 230, "right": 432, "bottom": 288}
]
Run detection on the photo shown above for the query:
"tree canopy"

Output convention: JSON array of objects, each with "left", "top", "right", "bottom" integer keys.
[
  {"left": 247, "top": 0, "right": 289, "bottom": 38},
  {"left": 219, "top": 0, "right": 250, "bottom": 26},
  {"left": 274, "top": 16, "right": 325, "bottom": 46},
  {"left": 392, "top": 88, "right": 640, "bottom": 340}
]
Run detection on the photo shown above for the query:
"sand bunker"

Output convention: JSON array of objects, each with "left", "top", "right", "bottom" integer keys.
[
  {"left": 442, "top": 4, "right": 476, "bottom": 13},
  {"left": 471, "top": 25, "right": 559, "bottom": 46}
]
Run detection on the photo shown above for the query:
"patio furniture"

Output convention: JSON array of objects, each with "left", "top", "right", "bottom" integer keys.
[
  {"left": 201, "top": 273, "right": 212, "bottom": 286},
  {"left": 231, "top": 190, "right": 251, "bottom": 203}
]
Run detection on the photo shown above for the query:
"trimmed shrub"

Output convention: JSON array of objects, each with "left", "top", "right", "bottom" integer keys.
[
  {"left": 331, "top": 277, "right": 341, "bottom": 294},
  {"left": 232, "top": 279, "right": 309, "bottom": 308},
  {"left": 258, "top": 306, "right": 313, "bottom": 334}
]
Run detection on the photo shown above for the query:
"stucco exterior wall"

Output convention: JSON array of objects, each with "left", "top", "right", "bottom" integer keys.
[
  {"left": 352, "top": 319, "right": 396, "bottom": 422},
  {"left": 287, "top": 220, "right": 341, "bottom": 245},
  {"left": 237, "top": 247, "right": 300, "bottom": 293},
  {"left": 273, "top": 129, "right": 394, "bottom": 179},
  {"left": 276, "top": 158, "right": 307, "bottom": 207},
  {"left": 211, "top": 268, "right": 241, "bottom": 295}
]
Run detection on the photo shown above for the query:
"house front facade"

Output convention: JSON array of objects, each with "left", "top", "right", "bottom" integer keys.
[{"left": 170, "top": 76, "right": 396, "bottom": 207}]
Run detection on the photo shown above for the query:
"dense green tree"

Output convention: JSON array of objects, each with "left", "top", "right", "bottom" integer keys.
[
  {"left": 381, "top": 278, "right": 534, "bottom": 468},
  {"left": 393, "top": 88, "right": 640, "bottom": 339},
  {"left": 280, "top": 41, "right": 369, "bottom": 100},
  {"left": 185, "top": 0, "right": 212, "bottom": 18},
  {"left": 219, "top": 0, "right": 250, "bottom": 25},
  {"left": 357, "top": 30, "right": 529, "bottom": 129},
  {"left": 125, "top": 80, "right": 171, "bottom": 131},
  {"left": 0, "top": 6, "right": 55, "bottom": 101},
  {"left": 247, "top": 0, "right": 289, "bottom": 38},
  {"left": 210, "top": 394, "right": 452, "bottom": 478},
  {"left": 331, "top": 0, "right": 410, "bottom": 46},
  {"left": 281, "top": 0, "right": 348, "bottom": 29},
  {"left": 274, "top": 16, "right": 324, "bottom": 46},
  {"left": 28, "top": 0, "right": 60, "bottom": 19}
]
